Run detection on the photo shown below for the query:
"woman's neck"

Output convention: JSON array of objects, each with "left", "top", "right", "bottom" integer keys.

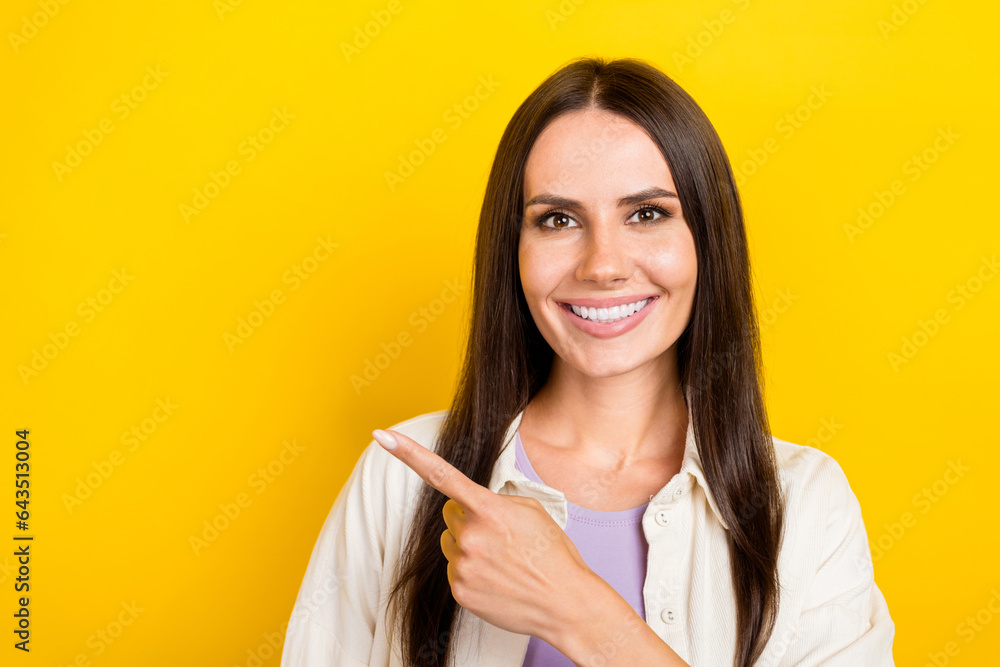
[{"left": 521, "top": 353, "right": 688, "bottom": 469}]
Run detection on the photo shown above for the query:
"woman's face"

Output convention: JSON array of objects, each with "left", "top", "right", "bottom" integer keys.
[{"left": 518, "top": 108, "right": 698, "bottom": 379}]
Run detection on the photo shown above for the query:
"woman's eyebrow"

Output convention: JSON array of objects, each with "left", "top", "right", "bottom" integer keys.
[
  {"left": 618, "top": 186, "right": 678, "bottom": 206},
  {"left": 523, "top": 186, "right": 678, "bottom": 211}
]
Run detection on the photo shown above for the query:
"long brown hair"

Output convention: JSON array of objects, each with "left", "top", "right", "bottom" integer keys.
[{"left": 385, "top": 56, "right": 785, "bottom": 667}]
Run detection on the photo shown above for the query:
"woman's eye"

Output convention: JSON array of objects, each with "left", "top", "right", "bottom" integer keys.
[
  {"left": 628, "top": 206, "right": 669, "bottom": 225},
  {"left": 541, "top": 213, "right": 579, "bottom": 229}
]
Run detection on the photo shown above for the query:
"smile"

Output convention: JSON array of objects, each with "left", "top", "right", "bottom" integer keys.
[
  {"left": 568, "top": 299, "right": 651, "bottom": 323},
  {"left": 557, "top": 296, "right": 659, "bottom": 339}
]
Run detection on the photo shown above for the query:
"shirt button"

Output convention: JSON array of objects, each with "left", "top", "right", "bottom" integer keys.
[
  {"left": 660, "top": 608, "right": 677, "bottom": 624},
  {"left": 673, "top": 487, "right": 683, "bottom": 499},
  {"left": 655, "top": 509, "right": 670, "bottom": 526}
]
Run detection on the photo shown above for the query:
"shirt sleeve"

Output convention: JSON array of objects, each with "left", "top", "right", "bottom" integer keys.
[
  {"left": 281, "top": 617, "right": 370, "bottom": 666},
  {"left": 281, "top": 441, "right": 391, "bottom": 666},
  {"left": 778, "top": 457, "right": 896, "bottom": 666}
]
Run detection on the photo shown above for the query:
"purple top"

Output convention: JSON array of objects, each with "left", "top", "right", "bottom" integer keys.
[{"left": 514, "top": 430, "right": 649, "bottom": 666}]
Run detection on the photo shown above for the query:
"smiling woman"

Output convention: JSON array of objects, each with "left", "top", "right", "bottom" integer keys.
[{"left": 280, "top": 57, "right": 896, "bottom": 667}]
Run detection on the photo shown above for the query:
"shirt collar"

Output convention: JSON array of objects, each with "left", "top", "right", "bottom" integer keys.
[{"left": 487, "top": 391, "right": 730, "bottom": 531}]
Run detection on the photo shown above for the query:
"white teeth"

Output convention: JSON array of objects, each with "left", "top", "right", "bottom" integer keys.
[{"left": 569, "top": 298, "right": 650, "bottom": 323}]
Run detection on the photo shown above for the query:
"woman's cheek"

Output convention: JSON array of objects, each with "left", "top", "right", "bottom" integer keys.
[
  {"left": 648, "top": 239, "right": 697, "bottom": 288},
  {"left": 521, "top": 244, "right": 564, "bottom": 295}
]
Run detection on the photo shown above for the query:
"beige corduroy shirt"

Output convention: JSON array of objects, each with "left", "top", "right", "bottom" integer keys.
[{"left": 280, "top": 402, "right": 895, "bottom": 666}]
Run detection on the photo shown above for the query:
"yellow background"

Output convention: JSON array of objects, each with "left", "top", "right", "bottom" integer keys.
[{"left": 2, "top": 0, "right": 997, "bottom": 665}]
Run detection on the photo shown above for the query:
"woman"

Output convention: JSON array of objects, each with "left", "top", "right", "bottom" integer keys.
[{"left": 280, "top": 57, "right": 895, "bottom": 666}]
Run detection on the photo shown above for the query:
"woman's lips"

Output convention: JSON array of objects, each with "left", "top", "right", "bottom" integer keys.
[{"left": 558, "top": 295, "right": 658, "bottom": 339}]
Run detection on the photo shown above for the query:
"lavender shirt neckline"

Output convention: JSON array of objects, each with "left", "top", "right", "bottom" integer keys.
[{"left": 513, "top": 431, "right": 649, "bottom": 524}]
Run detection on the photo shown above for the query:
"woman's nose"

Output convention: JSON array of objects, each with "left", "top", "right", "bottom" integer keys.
[{"left": 575, "top": 224, "right": 633, "bottom": 286}]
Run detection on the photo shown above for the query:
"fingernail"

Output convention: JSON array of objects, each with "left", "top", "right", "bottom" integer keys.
[{"left": 372, "top": 429, "right": 398, "bottom": 451}]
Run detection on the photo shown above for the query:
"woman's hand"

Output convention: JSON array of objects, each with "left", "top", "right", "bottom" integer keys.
[{"left": 372, "top": 428, "right": 594, "bottom": 643}]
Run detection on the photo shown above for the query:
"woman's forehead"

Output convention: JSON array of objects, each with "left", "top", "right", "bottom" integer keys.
[{"left": 523, "top": 110, "right": 675, "bottom": 203}]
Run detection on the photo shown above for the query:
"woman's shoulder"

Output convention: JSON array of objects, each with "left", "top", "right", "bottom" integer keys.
[
  {"left": 771, "top": 434, "right": 845, "bottom": 480},
  {"left": 333, "top": 410, "right": 453, "bottom": 550},
  {"left": 769, "top": 434, "right": 866, "bottom": 524},
  {"left": 355, "top": 409, "right": 451, "bottom": 497},
  {"left": 382, "top": 409, "right": 450, "bottom": 448}
]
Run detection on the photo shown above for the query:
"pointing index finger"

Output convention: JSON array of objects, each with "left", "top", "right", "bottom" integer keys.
[{"left": 373, "top": 428, "right": 491, "bottom": 514}]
